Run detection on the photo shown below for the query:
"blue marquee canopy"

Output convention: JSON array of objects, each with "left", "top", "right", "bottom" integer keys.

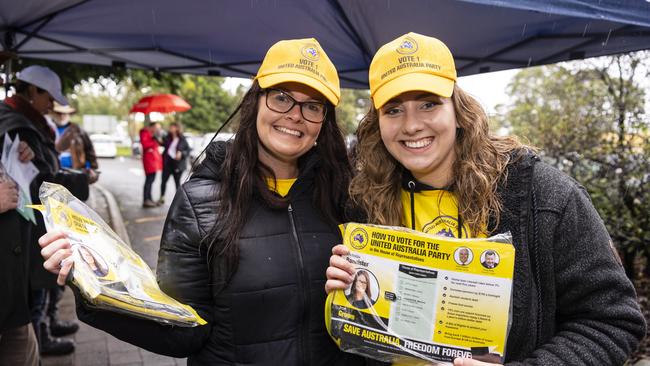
[{"left": 1, "top": 0, "right": 650, "bottom": 88}]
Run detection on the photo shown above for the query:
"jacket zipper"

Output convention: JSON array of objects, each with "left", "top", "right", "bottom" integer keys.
[
  {"left": 408, "top": 181, "right": 416, "bottom": 230},
  {"left": 287, "top": 204, "right": 311, "bottom": 364}
]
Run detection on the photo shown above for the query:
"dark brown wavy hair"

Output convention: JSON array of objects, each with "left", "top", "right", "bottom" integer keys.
[
  {"left": 203, "top": 81, "right": 351, "bottom": 286},
  {"left": 349, "top": 84, "right": 525, "bottom": 236}
]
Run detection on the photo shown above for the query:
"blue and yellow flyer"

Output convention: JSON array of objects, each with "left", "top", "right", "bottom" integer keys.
[{"left": 327, "top": 223, "right": 515, "bottom": 365}]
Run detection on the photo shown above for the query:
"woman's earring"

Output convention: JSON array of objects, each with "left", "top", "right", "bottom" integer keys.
[{"left": 314, "top": 141, "right": 318, "bottom": 146}]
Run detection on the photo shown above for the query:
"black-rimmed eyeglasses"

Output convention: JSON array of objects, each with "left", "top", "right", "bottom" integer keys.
[{"left": 264, "top": 88, "right": 327, "bottom": 123}]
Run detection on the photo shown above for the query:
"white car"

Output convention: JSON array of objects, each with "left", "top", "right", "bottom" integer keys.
[
  {"left": 90, "top": 134, "right": 118, "bottom": 158},
  {"left": 190, "top": 132, "right": 235, "bottom": 163}
]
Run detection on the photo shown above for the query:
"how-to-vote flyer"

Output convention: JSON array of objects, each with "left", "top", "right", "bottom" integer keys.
[{"left": 326, "top": 223, "right": 515, "bottom": 365}]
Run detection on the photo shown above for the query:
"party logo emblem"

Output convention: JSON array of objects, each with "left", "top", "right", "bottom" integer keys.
[
  {"left": 422, "top": 215, "right": 466, "bottom": 238},
  {"left": 350, "top": 228, "right": 369, "bottom": 250},
  {"left": 396, "top": 36, "right": 418, "bottom": 54},
  {"left": 301, "top": 44, "right": 320, "bottom": 61}
]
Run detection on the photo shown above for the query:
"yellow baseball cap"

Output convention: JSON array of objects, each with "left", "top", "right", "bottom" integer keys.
[
  {"left": 369, "top": 32, "right": 457, "bottom": 109},
  {"left": 255, "top": 38, "right": 341, "bottom": 106}
]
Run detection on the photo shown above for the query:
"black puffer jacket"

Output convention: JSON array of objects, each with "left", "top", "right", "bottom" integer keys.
[
  {"left": 0, "top": 102, "right": 89, "bottom": 291},
  {"left": 77, "top": 142, "right": 363, "bottom": 365}
]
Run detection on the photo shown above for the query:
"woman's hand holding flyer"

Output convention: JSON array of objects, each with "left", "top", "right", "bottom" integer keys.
[
  {"left": 325, "top": 223, "right": 515, "bottom": 365},
  {"left": 40, "top": 230, "right": 74, "bottom": 285}
]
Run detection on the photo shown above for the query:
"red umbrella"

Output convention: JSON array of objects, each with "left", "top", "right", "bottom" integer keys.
[{"left": 129, "top": 93, "right": 191, "bottom": 114}]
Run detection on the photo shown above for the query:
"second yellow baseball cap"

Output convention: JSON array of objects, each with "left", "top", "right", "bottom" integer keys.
[
  {"left": 369, "top": 32, "right": 457, "bottom": 109},
  {"left": 255, "top": 38, "right": 341, "bottom": 106}
]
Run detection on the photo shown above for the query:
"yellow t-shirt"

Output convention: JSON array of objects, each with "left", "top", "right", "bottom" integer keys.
[
  {"left": 400, "top": 188, "right": 486, "bottom": 238},
  {"left": 266, "top": 178, "right": 296, "bottom": 197},
  {"left": 394, "top": 189, "right": 486, "bottom": 366}
]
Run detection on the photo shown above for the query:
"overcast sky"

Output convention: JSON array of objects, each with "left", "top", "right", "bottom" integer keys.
[{"left": 458, "top": 69, "right": 518, "bottom": 113}]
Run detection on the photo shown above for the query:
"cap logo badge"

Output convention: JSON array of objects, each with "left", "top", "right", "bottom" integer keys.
[
  {"left": 301, "top": 45, "right": 320, "bottom": 61},
  {"left": 396, "top": 37, "right": 418, "bottom": 55}
]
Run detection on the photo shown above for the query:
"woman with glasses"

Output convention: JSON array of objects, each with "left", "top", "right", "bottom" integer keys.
[{"left": 38, "top": 39, "right": 364, "bottom": 366}]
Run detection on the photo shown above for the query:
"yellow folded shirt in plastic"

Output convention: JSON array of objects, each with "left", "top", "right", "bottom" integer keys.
[
  {"left": 31, "top": 182, "right": 206, "bottom": 327},
  {"left": 325, "top": 223, "right": 515, "bottom": 366}
]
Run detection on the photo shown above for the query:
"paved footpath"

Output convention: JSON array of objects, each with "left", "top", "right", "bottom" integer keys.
[{"left": 41, "top": 185, "right": 186, "bottom": 366}]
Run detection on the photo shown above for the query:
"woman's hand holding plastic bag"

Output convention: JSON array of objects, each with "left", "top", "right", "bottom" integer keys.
[{"left": 39, "top": 230, "right": 74, "bottom": 286}]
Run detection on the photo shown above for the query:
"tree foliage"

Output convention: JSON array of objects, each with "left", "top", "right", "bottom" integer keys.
[
  {"left": 128, "top": 70, "right": 238, "bottom": 133},
  {"left": 337, "top": 88, "right": 370, "bottom": 135},
  {"left": 5, "top": 58, "right": 370, "bottom": 136},
  {"left": 38, "top": 67, "right": 239, "bottom": 135},
  {"left": 496, "top": 52, "right": 650, "bottom": 279},
  {"left": 69, "top": 77, "right": 129, "bottom": 120}
]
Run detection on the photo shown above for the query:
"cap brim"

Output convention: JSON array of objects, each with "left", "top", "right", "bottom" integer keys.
[
  {"left": 50, "top": 90, "right": 68, "bottom": 106},
  {"left": 53, "top": 106, "right": 76, "bottom": 114},
  {"left": 372, "top": 73, "right": 454, "bottom": 109},
  {"left": 257, "top": 72, "right": 339, "bottom": 106}
]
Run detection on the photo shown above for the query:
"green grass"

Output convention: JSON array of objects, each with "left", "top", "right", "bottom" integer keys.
[{"left": 116, "top": 146, "right": 132, "bottom": 157}]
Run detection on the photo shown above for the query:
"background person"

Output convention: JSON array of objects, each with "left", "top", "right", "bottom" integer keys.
[
  {"left": 158, "top": 122, "right": 190, "bottom": 205},
  {"left": 39, "top": 38, "right": 363, "bottom": 366},
  {"left": 0, "top": 160, "right": 38, "bottom": 366},
  {"left": 325, "top": 33, "right": 645, "bottom": 366},
  {"left": 50, "top": 102, "right": 99, "bottom": 183},
  {"left": 139, "top": 121, "right": 163, "bottom": 208},
  {"left": 0, "top": 65, "right": 91, "bottom": 357}
]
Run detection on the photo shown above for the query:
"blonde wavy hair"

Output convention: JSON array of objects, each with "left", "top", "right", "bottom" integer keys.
[{"left": 349, "top": 84, "right": 526, "bottom": 236}]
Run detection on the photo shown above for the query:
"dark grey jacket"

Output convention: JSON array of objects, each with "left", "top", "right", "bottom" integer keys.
[
  {"left": 493, "top": 152, "right": 645, "bottom": 365},
  {"left": 395, "top": 151, "right": 645, "bottom": 365}
]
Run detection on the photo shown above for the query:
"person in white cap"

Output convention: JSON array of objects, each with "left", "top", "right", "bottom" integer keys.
[
  {"left": 49, "top": 102, "right": 99, "bottom": 182},
  {"left": 0, "top": 65, "right": 91, "bottom": 357}
]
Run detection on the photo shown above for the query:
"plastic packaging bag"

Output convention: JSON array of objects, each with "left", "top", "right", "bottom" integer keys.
[
  {"left": 326, "top": 223, "right": 515, "bottom": 365},
  {"left": 32, "top": 182, "right": 206, "bottom": 327}
]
